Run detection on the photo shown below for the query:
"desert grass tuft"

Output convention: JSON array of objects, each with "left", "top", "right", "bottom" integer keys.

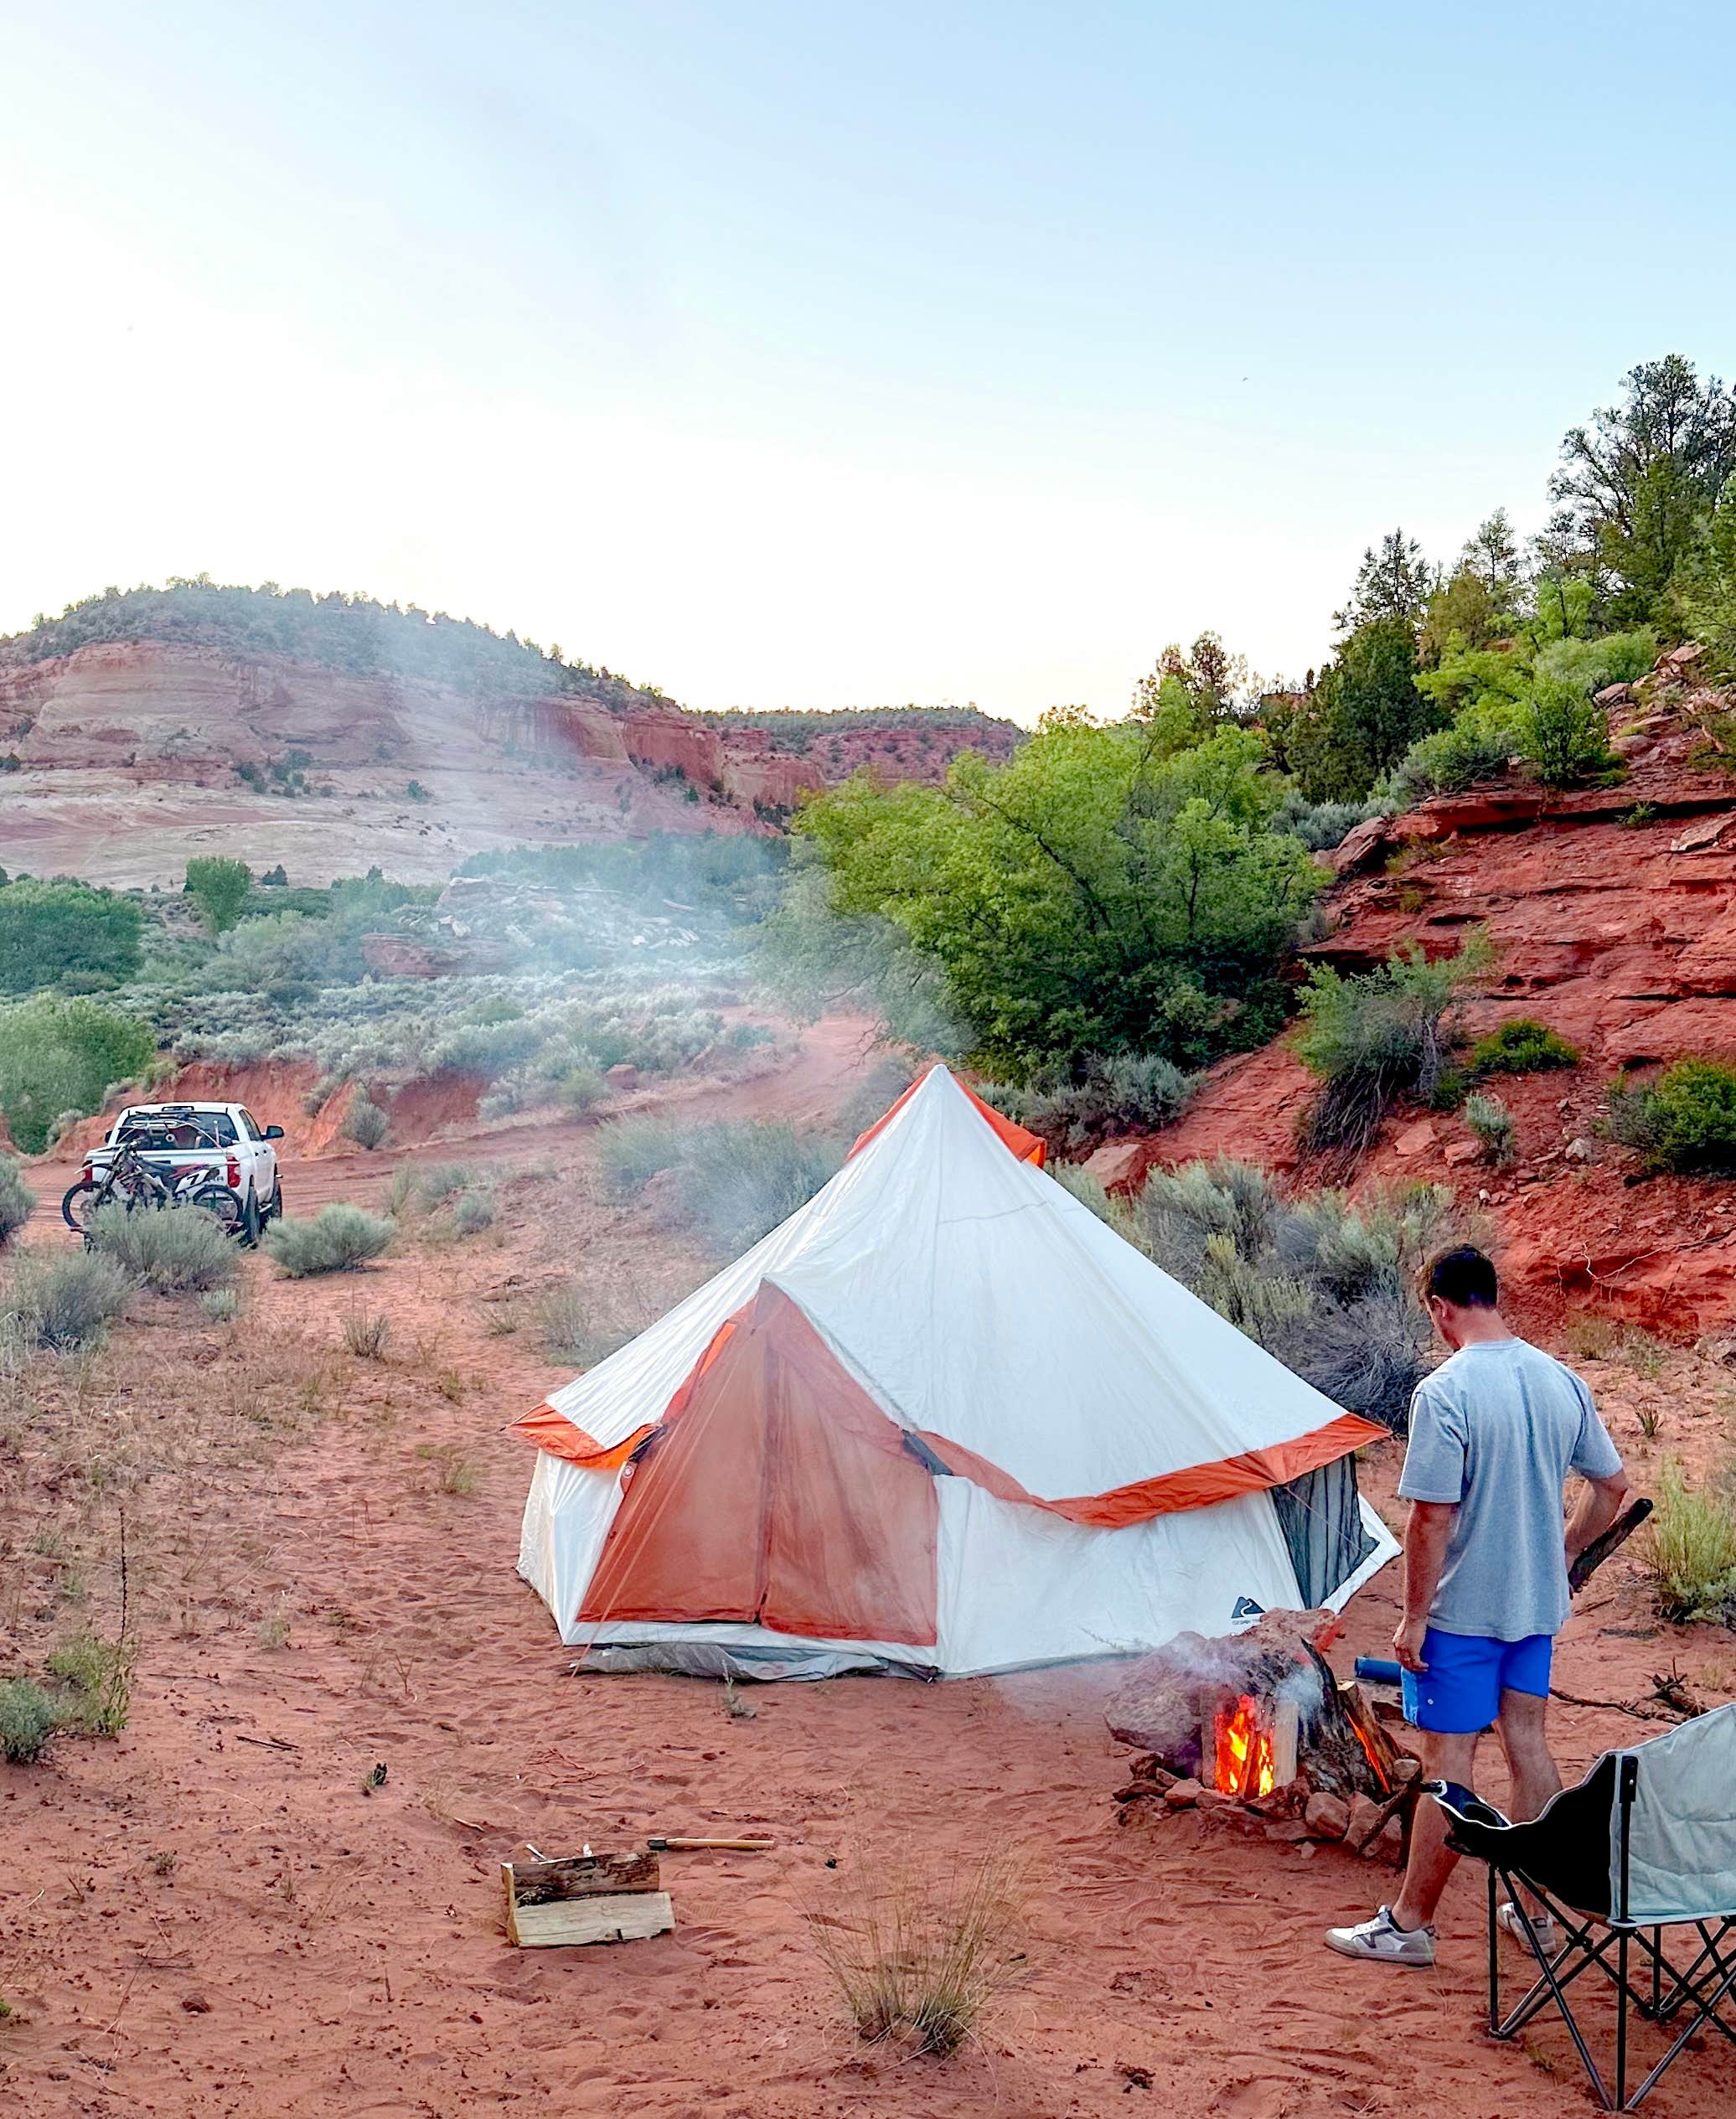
[
  {"left": 1645, "top": 1459, "right": 1736, "bottom": 1622},
  {"left": 805, "top": 1851, "right": 1028, "bottom": 2056},
  {"left": 46, "top": 1630, "right": 135, "bottom": 1736},
  {"left": 340, "top": 1306, "right": 392, "bottom": 1359}
]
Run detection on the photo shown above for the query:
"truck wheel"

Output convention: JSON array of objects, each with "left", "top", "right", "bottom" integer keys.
[
  {"left": 266, "top": 1177, "right": 284, "bottom": 1223},
  {"left": 189, "top": 1184, "right": 244, "bottom": 1238},
  {"left": 239, "top": 1186, "right": 263, "bottom": 1248}
]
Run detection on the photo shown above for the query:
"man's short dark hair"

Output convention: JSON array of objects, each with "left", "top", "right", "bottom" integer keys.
[{"left": 1424, "top": 1244, "right": 1499, "bottom": 1309}]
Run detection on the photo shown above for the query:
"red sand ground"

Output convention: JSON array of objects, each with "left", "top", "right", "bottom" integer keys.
[{"left": 3, "top": 1024, "right": 1734, "bottom": 2118}]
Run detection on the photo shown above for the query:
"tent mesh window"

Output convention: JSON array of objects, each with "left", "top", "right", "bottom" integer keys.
[{"left": 1269, "top": 1455, "right": 1377, "bottom": 1609}]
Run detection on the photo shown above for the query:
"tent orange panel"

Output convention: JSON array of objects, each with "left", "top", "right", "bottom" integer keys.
[
  {"left": 916, "top": 1410, "right": 1386, "bottom": 1527},
  {"left": 509, "top": 1402, "right": 654, "bottom": 1473},
  {"left": 849, "top": 1066, "right": 1045, "bottom": 1168},
  {"left": 579, "top": 1286, "right": 939, "bottom": 1645}
]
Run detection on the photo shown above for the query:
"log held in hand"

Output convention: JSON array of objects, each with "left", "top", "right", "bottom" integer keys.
[{"left": 1567, "top": 1497, "right": 1653, "bottom": 1594}]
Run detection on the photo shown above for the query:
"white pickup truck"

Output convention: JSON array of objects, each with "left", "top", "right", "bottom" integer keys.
[{"left": 65, "top": 1101, "right": 287, "bottom": 1244}]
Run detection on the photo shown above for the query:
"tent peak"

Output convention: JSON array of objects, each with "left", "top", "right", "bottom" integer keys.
[{"left": 847, "top": 1063, "right": 1046, "bottom": 1168}]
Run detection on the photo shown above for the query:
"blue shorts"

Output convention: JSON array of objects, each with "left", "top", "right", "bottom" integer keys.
[{"left": 1401, "top": 1628, "right": 1553, "bottom": 1734}]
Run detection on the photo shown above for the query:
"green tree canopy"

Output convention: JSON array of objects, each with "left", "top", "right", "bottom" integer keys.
[
  {"left": 767, "top": 718, "right": 1320, "bottom": 1077},
  {"left": 0, "top": 996, "right": 155, "bottom": 1152},
  {"left": 1547, "top": 356, "right": 1736, "bottom": 621},
  {"left": 0, "top": 881, "right": 142, "bottom": 994},
  {"left": 1333, "top": 529, "right": 1435, "bottom": 634},
  {"left": 183, "top": 856, "right": 252, "bottom": 933},
  {"left": 1269, "top": 618, "right": 1436, "bottom": 803}
]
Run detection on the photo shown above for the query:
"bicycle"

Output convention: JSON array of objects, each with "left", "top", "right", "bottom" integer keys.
[{"left": 61, "top": 1139, "right": 244, "bottom": 1242}]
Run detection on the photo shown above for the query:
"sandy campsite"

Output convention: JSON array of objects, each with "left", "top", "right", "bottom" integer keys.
[{"left": 3, "top": 1021, "right": 1733, "bottom": 2119}]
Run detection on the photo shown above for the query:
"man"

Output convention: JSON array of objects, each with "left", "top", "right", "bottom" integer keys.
[{"left": 1326, "top": 1244, "right": 1630, "bottom": 1967}]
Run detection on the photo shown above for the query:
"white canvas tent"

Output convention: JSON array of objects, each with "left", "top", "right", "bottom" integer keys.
[{"left": 516, "top": 1066, "right": 1397, "bottom": 1678}]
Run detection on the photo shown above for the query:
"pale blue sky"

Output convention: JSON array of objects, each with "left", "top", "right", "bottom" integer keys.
[{"left": 3, "top": 3, "right": 1732, "bottom": 722}]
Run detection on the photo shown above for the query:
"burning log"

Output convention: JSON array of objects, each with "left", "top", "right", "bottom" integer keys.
[{"left": 1106, "top": 1610, "right": 1401, "bottom": 1813}]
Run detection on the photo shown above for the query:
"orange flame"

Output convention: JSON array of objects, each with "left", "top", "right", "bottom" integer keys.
[{"left": 1213, "top": 1694, "right": 1277, "bottom": 1801}]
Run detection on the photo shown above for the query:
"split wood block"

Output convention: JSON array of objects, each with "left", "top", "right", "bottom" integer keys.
[{"left": 501, "top": 1850, "right": 674, "bottom": 1948}]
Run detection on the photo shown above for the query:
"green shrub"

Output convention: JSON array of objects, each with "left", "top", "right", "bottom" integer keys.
[
  {"left": 411, "top": 1161, "right": 475, "bottom": 1208},
  {"left": 0, "top": 880, "right": 143, "bottom": 994},
  {"left": 0, "top": 1678, "right": 59, "bottom": 1763},
  {"left": 3, "top": 1251, "right": 133, "bottom": 1350},
  {"left": 1293, "top": 936, "right": 1490, "bottom": 1165},
  {"left": 451, "top": 1190, "right": 494, "bottom": 1236},
  {"left": 87, "top": 1202, "right": 239, "bottom": 1294},
  {"left": 1469, "top": 1019, "right": 1579, "bottom": 1074},
  {"left": 596, "top": 1116, "right": 690, "bottom": 1194},
  {"left": 183, "top": 855, "right": 252, "bottom": 933},
  {"left": 1383, "top": 698, "right": 1523, "bottom": 803},
  {"left": 1608, "top": 1058, "right": 1736, "bottom": 1175},
  {"left": 1463, "top": 1092, "right": 1516, "bottom": 1165},
  {"left": 0, "top": 1153, "right": 34, "bottom": 1242},
  {"left": 1520, "top": 644, "right": 1622, "bottom": 787},
  {"left": 46, "top": 1631, "right": 135, "bottom": 1736},
  {"left": 201, "top": 1285, "right": 242, "bottom": 1323},
  {"left": 264, "top": 1204, "right": 394, "bottom": 1277},
  {"left": 1645, "top": 1460, "right": 1736, "bottom": 1622},
  {"left": 341, "top": 1094, "right": 390, "bottom": 1150},
  {"left": 555, "top": 1066, "right": 608, "bottom": 1115},
  {"left": 0, "top": 995, "right": 155, "bottom": 1152}
]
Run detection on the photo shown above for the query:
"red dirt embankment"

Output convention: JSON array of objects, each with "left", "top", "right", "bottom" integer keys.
[{"left": 1128, "top": 695, "right": 1736, "bottom": 1336}]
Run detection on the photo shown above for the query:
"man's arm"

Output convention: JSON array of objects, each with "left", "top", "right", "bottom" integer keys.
[
  {"left": 1565, "top": 1468, "right": 1630, "bottom": 1566},
  {"left": 1393, "top": 1500, "right": 1456, "bottom": 1672}
]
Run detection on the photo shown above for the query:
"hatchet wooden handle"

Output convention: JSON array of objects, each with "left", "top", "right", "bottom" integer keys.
[{"left": 646, "top": 1836, "right": 774, "bottom": 1852}]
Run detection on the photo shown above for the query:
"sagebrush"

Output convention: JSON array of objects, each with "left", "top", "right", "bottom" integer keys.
[
  {"left": 3, "top": 1250, "right": 133, "bottom": 1350},
  {"left": 1111, "top": 1158, "right": 1469, "bottom": 1429},
  {"left": 598, "top": 1115, "right": 843, "bottom": 1254},
  {"left": 87, "top": 1201, "right": 239, "bottom": 1294},
  {"left": 0, "top": 1152, "right": 34, "bottom": 1242},
  {"left": 264, "top": 1204, "right": 394, "bottom": 1277},
  {"left": 1294, "top": 936, "right": 1490, "bottom": 1169}
]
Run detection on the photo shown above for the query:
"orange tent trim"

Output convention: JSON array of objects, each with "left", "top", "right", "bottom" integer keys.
[
  {"left": 849, "top": 1067, "right": 1046, "bottom": 1168},
  {"left": 915, "top": 1410, "right": 1387, "bottom": 1527},
  {"left": 509, "top": 1402, "right": 655, "bottom": 1473}
]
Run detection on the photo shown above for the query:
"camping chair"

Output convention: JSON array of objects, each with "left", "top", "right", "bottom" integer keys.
[{"left": 1430, "top": 1702, "right": 1736, "bottom": 2111}]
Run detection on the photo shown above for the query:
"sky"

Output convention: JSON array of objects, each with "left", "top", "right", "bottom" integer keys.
[{"left": 3, "top": 3, "right": 1733, "bottom": 726}]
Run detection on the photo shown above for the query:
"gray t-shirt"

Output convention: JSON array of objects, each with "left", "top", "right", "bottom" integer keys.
[{"left": 1398, "top": 1336, "right": 1623, "bottom": 1641}]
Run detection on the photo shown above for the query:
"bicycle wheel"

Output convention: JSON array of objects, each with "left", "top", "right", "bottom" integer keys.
[
  {"left": 189, "top": 1184, "right": 245, "bottom": 1237},
  {"left": 61, "top": 1180, "right": 103, "bottom": 1235}
]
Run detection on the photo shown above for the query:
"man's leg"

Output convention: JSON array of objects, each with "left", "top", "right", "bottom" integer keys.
[
  {"left": 1496, "top": 1684, "right": 1562, "bottom": 1822},
  {"left": 1391, "top": 1727, "right": 1479, "bottom": 1933},
  {"left": 1495, "top": 1680, "right": 1563, "bottom": 1934}
]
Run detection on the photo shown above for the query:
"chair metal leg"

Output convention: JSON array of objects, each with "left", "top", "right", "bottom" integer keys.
[
  {"left": 1488, "top": 1859, "right": 1500, "bottom": 2034},
  {"left": 1616, "top": 1930, "right": 1629, "bottom": 2111}
]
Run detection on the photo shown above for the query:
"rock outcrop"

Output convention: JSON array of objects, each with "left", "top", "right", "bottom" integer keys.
[
  {"left": 1148, "top": 666, "right": 1736, "bottom": 1334},
  {"left": 0, "top": 641, "right": 1019, "bottom": 885}
]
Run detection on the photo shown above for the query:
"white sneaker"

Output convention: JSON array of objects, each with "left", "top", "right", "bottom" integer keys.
[
  {"left": 1325, "top": 1905, "right": 1438, "bottom": 1967},
  {"left": 1498, "top": 1901, "right": 1559, "bottom": 1951}
]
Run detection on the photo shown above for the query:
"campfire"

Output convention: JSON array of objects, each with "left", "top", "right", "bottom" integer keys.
[{"left": 1105, "top": 1610, "right": 1420, "bottom": 1859}]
